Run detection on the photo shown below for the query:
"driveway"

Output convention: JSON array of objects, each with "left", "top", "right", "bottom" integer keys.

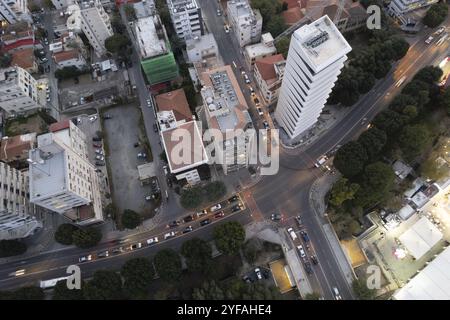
[{"left": 102, "top": 104, "right": 156, "bottom": 220}]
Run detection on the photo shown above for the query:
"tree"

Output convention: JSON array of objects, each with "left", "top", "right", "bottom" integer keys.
[
  {"left": 333, "top": 141, "right": 368, "bottom": 178},
  {"left": 180, "top": 186, "right": 203, "bottom": 209},
  {"left": 192, "top": 280, "right": 225, "bottom": 300},
  {"left": 104, "top": 203, "right": 117, "bottom": 219},
  {"left": 72, "top": 228, "right": 102, "bottom": 249},
  {"left": 213, "top": 221, "right": 246, "bottom": 255},
  {"left": 275, "top": 36, "right": 290, "bottom": 58},
  {"left": 0, "top": 53, "right": 12, "bottom": 68},
  {"left": 242, "top": 239, "right": 260, "bottom": 264},
  {"left": 372, "top": 109, "right": 408, "bottom": 135},
  {"left": 204, "top": 181, "right": 227, "bottom": 202},
  {"left": 421, "top": 152, "right": 450, "bottom": 181},
  {"left": 43, "top": 0, "right": 55, "bottom": 9},
  {"left": 423, "top": 3, "right": 448, "bottom": 28},
  {"left": 388, "top": 94, "right": 418, "bottom": 113},
  {"left": 154, "top": 249, "right": 182, "bottom": 283},
  {"left": 387, "top": 36, "right": 410, "bottom": 60},
  {"left": 121, "top": 258, "right": 154, "bottom": 298},
  {"left": 27, "top": 1, "right": 40, "bottom": 12},
  {"left": 358, "top": 127, "right": 387, "bottom": 161},
  {"left": 11, "top": 286, "right": 44, "bottom": 300},
  {"left": 352, "top": 278, "right": 376, "bottom": 300},
  {"left": 54, "top": 66, "right": 85, "bottom": 80},
  {"left": 282, "top": 1, "right": 288, "bottom": 11},
  {"left": 121, "top": 209, "right": 141, "bottom": 229},
  {"left": 413, "top": 65, "right": 443, "bottom": 84},
  {"left": 0, "top": 239, "right": 27, "bottom": 258},
  {"left": 329, "top": 178, "right": 360, "bottom": 207},
  {"left": 54, "top": 223, "right": 79, "bottom": 245},
  {"left": 105, "top": 34, "right": 131, "bottom": 55},
  {"left": 354, "top": 162, "right": 395, "bottom": 208},
  {"left": 52, "top": 280, "right": 84, "bottom": 300},
  {"left": 266, "top": 16, "right": 286, "bottom": 37},
  {"left": 329, "top": 67, "right": 361, "bottom": 106},
  {"left": 124, "top": 4, "right": 136, "bottom": 21},
  {"left": 84, "top": 270, "right": 123, "bottom": 300},
  {"left": 398, "top": 125, "right": 431, "bottom": 162},
  {"left": 181, "top": 238, "right": 213, "bottom": 274}
]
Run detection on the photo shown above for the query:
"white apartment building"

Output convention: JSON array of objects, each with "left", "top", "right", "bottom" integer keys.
[
  {"left": 244, "top": 32, "right": 276, "bottom": 69},
  {"left": 0, "top": 162, "right": 41, "bottom": 240},
  {"left": 134, "top": 15, "right": 168, "bottom": 59},
  {"left": 0, "top": 66, "right": 48, "bottom": 116},
  {"left": 275, "top": 15, "right": 352, "bottom": 140},
  {"left": 79, "top": 0, "right": 113, "bottom": 57},
  {"left": 388, "top": 0, "right": 438, "bottom": 19},
  {"left": 167, "top": 0, "right": 203, "bottom": 41},
  {"left": 200, "top": 65, "right": 254, "bottom": 175},
  {"left": 0, "top": 0, "right": 31, "bottom": 24},
  {"left": 227, "top": 0, "right": 262, "bottom": 47},
  {"left": 51, "top": 0, "right": 75, "bottom": 10},
  {"left": 186, "top": 33, "right": 218, "bottom": 63},
  {"left": 29, "top": 120, "right": 103, "bottom": 225}
]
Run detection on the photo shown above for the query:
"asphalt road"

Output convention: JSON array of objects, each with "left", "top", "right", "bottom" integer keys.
[{"left": 2, "top": 6, "right": 450, "bottom": 299}]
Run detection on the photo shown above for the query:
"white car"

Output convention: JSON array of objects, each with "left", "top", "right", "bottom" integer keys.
[
  {"left": 297, "top": 245, "right": 306, "bottom": 258},
  {"left": 217, "top": 9, "right": 222, "bottom": 16},
  {"left": 95, "top": 149, "right": 103, "bottom": 155},
  {"left": 333, "top": 287, "right": 342, "bottom": 300},
  {"left": 95, "top": 155, "right": 104, "bottom": 161},
  {"left": 425, "top": 36, "right": 434, "bottom": 44},
  {"left": 244, "top": 74, "right": 250, "bottom": 84},
  {"left": 164, "top": 231, "right": 176, "bottom": 240},
  {"left": 314, "top": 155, "right": 328, "bottom": 168},
  {"left": 146, "top": 237, "right": 159, "bottom": 245},
  {"left": 210, "top": 204, "right": 222, "bottom": 212},
  {"left": 89, "top": 115, "right": 98, "bottom": 122},
  {"left": 79, "top": 255, "right": 92, "bottom": 263},
  {"left": 254, "top": 268, "right": 263, "bottom": 280},
  {"left": 287, "top": 227, "right": 297, "bottom": 241},
  {"left": 129, "top": 243, "right": 142, "bottom": 250},
  {"left": 257, "top": 107, "right": 264, "bottom": 116},
  {"left": 224, "top": 24, "right": 230, "bottom": 33},
  {"left": 146, "top": 99, "right": 152, "bottom": 107}
]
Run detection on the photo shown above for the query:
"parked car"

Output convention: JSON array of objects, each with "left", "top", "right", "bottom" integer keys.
[
  {"left": 287, "top": 227, "right": 297, "bottom": 241},
  {"left": 93, "top": 143, "right": 102, "bottom": 148},
  {"left": 210, "top": 204, "right": 222, "bottom": 212},
  {"left": 95, "top": 149, "right": 103, "bottom": 155},
  {"left": 310, "top": 255, "right": 318, "bottom": 265},
  {"left": 164, "top": 231, "right": 176, "bottom": 240},
  {"left": 228, "top": 195, "right": 239, "bottom": 203},
  {"left": 102, "top": 114, "right": 112, "bottom": 119},
  {"left": 183, "top": 225, "right": 193, "bottom": 234},
  {"left": 111, "top": 247, "right": 124, "bottom": 255},
  {"left": 304, "top": 262, "right": 313, "bottom": 275},
  {"left": 257, "top": 107, "right": 264, "bottom": 116},
  {"left": 249, "top": 86, "right": 255, "bottom": 95},
  {"left": 271, "top": 213, "right": 282, "bottom": 221},
  {"left": 97, "top": 250, "right": 109, "bottom": 258},
  {"left": 242, "top": 275, "right": 253, "bottom": 283},
  {"left": 254, "top": 268, "right": 263, "bottom": 280},
  {"left": 253, "top": 96, "right": 260, "bottom": 106},
  {"left": 214, "top": 211, "right": 225, "bottom": 218},
  {"left": 95, "top": 161, "right": 105, "bottom": 166},
  {"left": 231, "top": 204, "right": 242, "bottom": 213},
  {"left": 153, "top": 123, "right": 158, "bottom": 132},
  {"left": 95, "top": 155, "right": 104, "bottom": 161},
  {"left": 224, "top": 24, "right": 230, "bottom": 33},
  {"left": 79, "top": 255, "right": 92, "bottom": 263},
  {"left": 244, "top": 74, "right": 250, "bottom": 84},
  {"left": 89, "top": 115, "right": 98, "bottom": 122},
  {"left": 295, "top": 215, "right": 302, "bottom": 226},
  {"left": 146, "top": 99, "right": 152, "bottom": 107},
  {"left": 314, "top": 155, "right": 328, "bottom": 168},
  {"left": 146, "top": 237, "right": 159, "bottom": 245},
  {"left": 297, "top": 245, "right": 306, "bottom": 258},
  {"left": 217, "top": 9, "right": 222, "bottom": 16},
  {"left": 196, "top": 210, "right": 207, "bottom": 218},
  {"left": 301, "top": 231, "right": 310, "bottom": 242},
  {"left": 425, "top": 36, "right": 434, "bottom": 44},
  {"left": 262, "top": 121, "right": 269, "bottom": 129},
  {"left": 183, "top": 215, "right": 194, "bottom": 223},
  {"left": 200, "top": 219, "right": 211, "bottom": 226},
  {"left": 137, "top": 152, "right": 146, "bottom": 158},
  {"left": 93, "top": 136, "right": 102, "bottom": 142},
  {"left": 130, "top": 243, "right": 142, "bottom": 250},
  {"left": 145, "top": 195, "right": 153, "bottom": 201}
]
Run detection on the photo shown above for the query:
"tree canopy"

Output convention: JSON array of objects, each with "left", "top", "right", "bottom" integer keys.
[
  {"left": 181, "top": 238, "right": 213, "bottom": 274},
  {"left": 213, "top": 221, "right": 246, "bottom": 255},
  {"left": 83, "top": 270, "right": 123, "bottom": 300},
  {"left": 357, "top": 127, "right": 387, "bottom": 161},
  {"left": 352, "top": 278, "right": 377, "bottom": 300},
  {"left": 329, "top": 178, "right": 360, "bottom": 207},
  {"left": 72, "top": 228, "right": 102, "bottom": 249},
  {"left": 121, "top": 209, "right": 142, "bottom": 229},
  {"left": 423, "top": 3, "right": 448, "bottom": 28},
  {"left": 0, "top": 239, "right": 27, "bottom": 258},
  {"left": 333, "top": 141, "right": 368, "bottom": 178},
  {"left": 204, "top": 181, "right": 227, "bottom": 202},
  {"left": 54, "top": 223, "right": 79, "bottom": 245},
  {"left": 154, "top": 249, "right": 182, "bottom": 283},
  {"left": 180, "top": 186, "right": 203, "bottom": 209},
  {"left": 398, "top": 125, "right": 431, "bottom": 162},
  {"left": 52, "top": 280, "right": 84, "bottom": 300},
  {"left": 275, "top": 36, "right": 290, "bottom": 58},
  {"left": 121, "top": 258, "right": 154, "bottom": 298}
]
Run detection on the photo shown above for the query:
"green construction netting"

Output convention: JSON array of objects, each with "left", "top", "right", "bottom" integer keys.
[{"left": 141, "top": 52, "right": 179, "bottom": 85}]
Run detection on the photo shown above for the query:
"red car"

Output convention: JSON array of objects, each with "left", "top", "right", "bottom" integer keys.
[
  {"left": 93, "top": 143, "right": 102, "bottom": 148},
  {"left": 214, "top": 211, "right": 225, "bottom": 219}
]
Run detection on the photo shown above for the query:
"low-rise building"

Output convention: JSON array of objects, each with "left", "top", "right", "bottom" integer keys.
[
  {"left": 227, "top": 0, "right": 262, "bottom": 47},
  {"left": 253, "top": 54, "right": 285, "bottom": 104},
  {"left": 0, "top": 66, "right": 48, "bottom": 116},
  {"left": 186, "top": 33, "right": 218, "bottom": 63},
  {"left": 200, "top": 65, "right": 254, "bottom": 174},
  {"left": 29, "top": 120, "right": 103, "bottom": 225},
  {"left": 0, "top": 133, "right": 37, "bottom": 165},
  {"left": 166, "top": 0, "right": 203, "bottom": 42},
  {"left": 243, "top": 32, "right": 276, "bottom": 69},
  {"left": 388, "top": 0, "right": 439, "bottom": 23},
  {"left": 53, "top": 49, "right": 87, "bottom": 69},
  {"left": 0, "top": 162, "right": 41, "bottom": 240},
  {"left": 0, "top": 0, "right": 31, "bottom": 25}
]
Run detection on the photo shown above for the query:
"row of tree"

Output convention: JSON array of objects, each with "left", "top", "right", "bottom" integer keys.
[
  {"left": 250, "top": 0, "right": 288, "bottom": 37},
  {"left": 423, "top": 3, "right": 448, "bottom": 28},
  {"left": 54, "top": 224, "right": 102, "bottom": 249}
]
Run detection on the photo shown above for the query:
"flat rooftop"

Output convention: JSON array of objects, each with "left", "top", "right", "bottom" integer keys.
[
  {"left": 135, "top": 16, "right": 167, "bottom": 59},
  {"left": 169, "top": 0, "right": 198, "bottom": 12},
  {"left": 293, "top": 14, "right": 351, "bottom": 72},
  {"left": 245, "top": 42, "right": 276, "bottom": 59}
]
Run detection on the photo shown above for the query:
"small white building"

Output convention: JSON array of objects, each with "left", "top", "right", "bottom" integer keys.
[
  {"left": 244, "top": 33, "right": 277, "bottom": 69},
  {"left": 167, "top": 0, "right": 203, "bottom": 42},
  {"left": 227, "top": 0, "right": 262, "bottom": 47},
  {"left": 186, "top": 33, "right": 218, "bottom": 63},
  {"left": 53, "top": 49, "right": 86, "bottom": 69}
]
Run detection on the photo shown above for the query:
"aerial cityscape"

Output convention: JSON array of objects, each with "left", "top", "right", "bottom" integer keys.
[{"left": 0, "top": 0, "right": 449, "bottom": 302}]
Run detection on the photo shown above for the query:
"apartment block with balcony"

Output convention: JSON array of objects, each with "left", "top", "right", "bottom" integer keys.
[
  {"left": 0, "top": 0, "right": 31, "bottom": 25},
  {"left": 227, "top": 0, "right": 262, "bottom": 47},
  {"left": 167, "top": 0, "right": 203, "bottom": 42},
  {"left": 253, "top": 54, "right": 285, "bottom": 104}
]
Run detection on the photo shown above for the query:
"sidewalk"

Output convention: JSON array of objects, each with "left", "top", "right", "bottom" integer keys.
[{"left": 309, "top": 172, "right": 356, "bottom": 286}]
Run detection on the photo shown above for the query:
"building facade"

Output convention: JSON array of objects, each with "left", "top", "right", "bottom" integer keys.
[
  {"left": 0, "top": 162, "right": 41, "bottom": 240},
  {"left": 186, "top": 33, "right": 218, "bottom": 63},
  {"left": 388, "top": 0, "right": 439, "bottom": 19},
  {"left": 79, "top": 0, "right": 113, "bottom": 57},
  {"left": 227, "top": 0, "right": 262, "bottom": 47},
  {"left": 275, "top": 15, "right": 351, "bottom": 140},
  {"left": 0, "top": 0, "right": 31, "bottom": 25},
  {"left": 254, "top": 54, "right": 285, "bottom": 104},
  {"left": 243, "top": 32, "right": 276, "bottom": 69},
  {"left": 29, "top": 120, "right": 103, "bottom": 225},
  {"left": 51, "top": 0, "right": 75, "bottom": 10},
  {"left": 166, "top": 0, "right": 203, "bottom": 42},
  {"left": 0, "top": 66, "right": 48, "bottom": 116}
]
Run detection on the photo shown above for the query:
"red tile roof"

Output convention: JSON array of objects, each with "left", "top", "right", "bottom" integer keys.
[
  {"left": 11, "top": 48, "right": 36, "bottom": 70},
  {"left": 53, "top": 50, "right": 79, "bottom": 63},
  {"left": 155, "top": 89, "right": 193, "bottom": 122},
  {"left": 254, "top": 54, "right": 285, "bottom": 81},
  {"left": 49, "top": 120, "right": 71, "bottom": 133},
  {"left": 0, "top": 134, "right": 36, "bottom": 162}
]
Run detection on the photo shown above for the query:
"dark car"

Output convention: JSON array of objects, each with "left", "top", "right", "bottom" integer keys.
[
  {"left": 103, "top": 114, "right": 112, "bottom": 119},
  {"left": 95, "top": 161, "right": 105, "bottom": 166},
  {"left": 153, "top": 123, "right": 158, "bottom": 132},
  {"left": 183, "top": 215, "right": 194, "bottom": 223},
  {"left": 301, "top": 231, "right": 310, "bottom": 242},
  {"left": 310, "top": 255, "right": 318, "bottom": 265},
  {"left": 168, "top": 220, "right": 180, "bottom": 228},
  {"left": 304, "top": 262, "right": 313, "bottom": 275},
  {"left": 271, "top": 213, "right": 282, "bottom": 221},
  {"left": 295, "top": 215, "right": 302, "bottom": 226},
  {"left": 134, "top": 142, "right": 140, "bottom": 148},
  {"left": 183, "top": 226, "right": 193, "bottom": 234},
  {"left": 93, "top": 136, "right": 102, "bottom": 142},
  {"left": 228, "top": 195, "right": 239, "bottom": 203},
  {"left": 231, "top": 204, "right": 242, "bottom": 213},
  {"left": 214, "top": 211, "right": 225, "bottom": 218},
  {"left": 200, "top": 219, "right": 211, "bottom": 226}
]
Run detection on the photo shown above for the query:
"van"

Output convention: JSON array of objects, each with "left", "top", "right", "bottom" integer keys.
[
  {"left": 287, "top": 228, "right": 297, "bottom": 241},
  {"left": 210, "top": 204, "right": 222, "bottom": 212}
]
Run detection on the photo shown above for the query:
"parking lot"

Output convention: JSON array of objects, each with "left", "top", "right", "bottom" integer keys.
[{"left": 102, "top": 104, "right": 156, "bottom": 220}]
